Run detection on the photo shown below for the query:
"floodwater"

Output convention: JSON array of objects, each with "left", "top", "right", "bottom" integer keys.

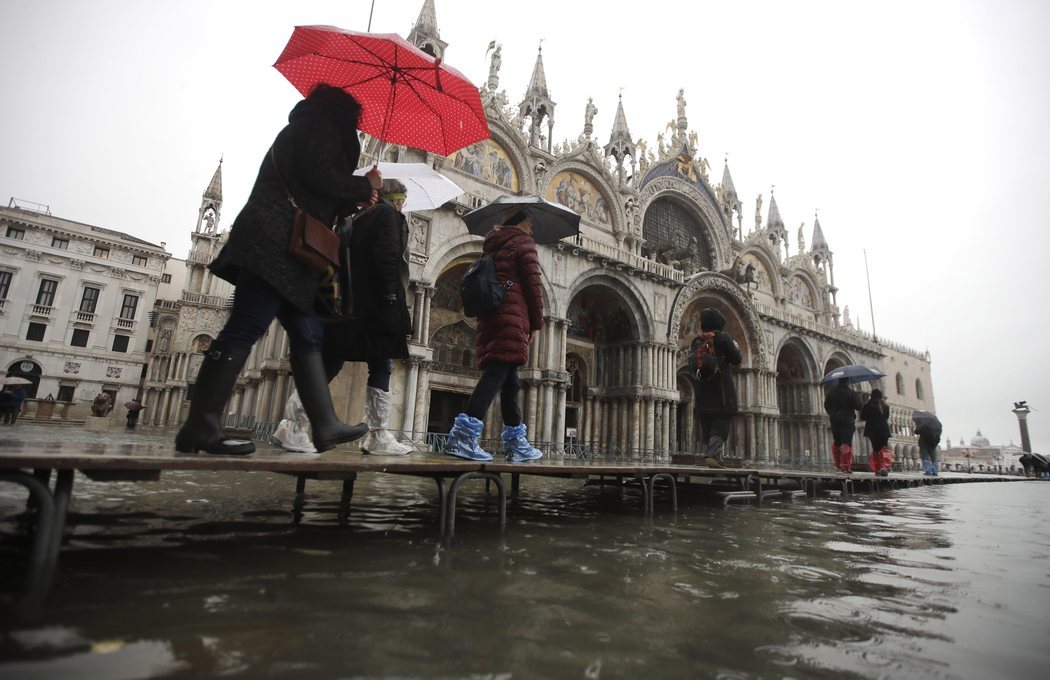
[{"left": 1, "top": 428, "right": 1049, "bottom": 679}]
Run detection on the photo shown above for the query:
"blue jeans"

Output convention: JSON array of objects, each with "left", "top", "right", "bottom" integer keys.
[{"left": 216, "top": 271, "right": 323, "bottom": 355}]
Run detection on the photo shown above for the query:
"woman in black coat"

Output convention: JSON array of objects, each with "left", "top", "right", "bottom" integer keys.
[
  {"left": 320, "top": 179, "right": 413, "bottom": 455},
  {"left": 175, "top": 85, "right": 381, "bottom": 456},
  {"left": 860, "top": 388, "right": 892, "bottom": 475}
]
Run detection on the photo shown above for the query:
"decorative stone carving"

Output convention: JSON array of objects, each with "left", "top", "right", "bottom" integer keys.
[
  {"left": 106, "top": 366, "right": 122, "bottom": 378},
  {"left": 64, "top": 361, "right": 81, "bottom": 374}
]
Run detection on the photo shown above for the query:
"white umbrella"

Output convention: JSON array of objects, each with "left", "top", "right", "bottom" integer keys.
[
  {"left": 354, "top": 162, "right": 464, "bottom": 213},
  {"left": 3, "top": 376, "right": 33, "bottom": 386}
]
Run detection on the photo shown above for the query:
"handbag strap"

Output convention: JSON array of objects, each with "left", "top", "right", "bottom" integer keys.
[{"left": 269, "top": 147, "right": 300, "bottom": 210}]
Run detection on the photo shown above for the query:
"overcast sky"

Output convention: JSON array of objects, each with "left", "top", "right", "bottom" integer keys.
[{"left": 2, "top": 0, "right": 1048, "bottom": 452}]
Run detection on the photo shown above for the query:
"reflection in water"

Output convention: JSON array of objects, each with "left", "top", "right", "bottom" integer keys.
[{"left": 2, "top": 440, "right": 1049, "bottom": 678}]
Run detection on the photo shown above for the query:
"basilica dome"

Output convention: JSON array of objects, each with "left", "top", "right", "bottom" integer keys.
[{"left": 970, "top": 430, "right": 991, "bottom": 447}]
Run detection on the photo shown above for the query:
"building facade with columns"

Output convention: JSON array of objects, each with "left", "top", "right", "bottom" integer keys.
[
  {"left": 0, "top": 200, "right": 169, "bottom": 420},
  {"left": 146, "top": 0, "right": 937, "bottom": 467}
]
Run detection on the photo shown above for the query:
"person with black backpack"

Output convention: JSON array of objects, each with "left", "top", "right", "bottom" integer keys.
[
  {"left": 443, "top": 207, "right": 545, "bottom": 462},
  {"left": 692, "top": 307, "right": 743, "bottom": 468}
]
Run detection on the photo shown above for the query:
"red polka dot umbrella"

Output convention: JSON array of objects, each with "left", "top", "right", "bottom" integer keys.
[{"left": 274, "top": 26, "right": 490, "bottom": 156}]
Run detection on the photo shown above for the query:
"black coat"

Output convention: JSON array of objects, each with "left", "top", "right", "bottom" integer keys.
[
  {"left": 915, "top": 421, "right": 942, "bottom": 448},
  {"left": 323, "top": 202, "right": 411, "bottom": 362},
  {"left": 209, "top": 93, "right": 374, "bottom": 313},
  {"left": 860, "top": 397, "right": 891, "bottom": 443},
  {"left": 694, "top": 308, "right": 743, "bottom": 415},
  {"left": 824, "top": 383, "right": 863, "bottom": 428}
]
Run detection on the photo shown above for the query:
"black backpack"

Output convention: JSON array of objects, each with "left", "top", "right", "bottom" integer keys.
[{"left": 460, "top": 254, "right": 512, "bottom": 317}]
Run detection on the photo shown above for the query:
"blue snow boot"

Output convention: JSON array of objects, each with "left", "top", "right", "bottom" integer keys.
[
  {"left": 502, "top": 423, "right": 543, "bottom": 463},
  {"left": 443, "top": 413, "right": 492, "bottom": 461}
]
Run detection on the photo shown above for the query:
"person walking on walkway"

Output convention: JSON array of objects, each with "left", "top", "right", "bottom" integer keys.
[
  {"left": 175, "top": 84, "right": 381, "bottom": 456},
  {"left": 443, "top": 208, "right": 545, "bottom": 463},
  {"left": 824, "top": 377, "right": 863, "bottom": 474},
  {"left": 692, "top": 307, "right": 743, "bottom": 468},
  {"left": 860, "top": 388, "right": 892, "bottom": 476},
  {"left": 273, "top": 179, "right": 414, "bottom": 456},
  {"left": 915, "top": 416, "right": 942, "bottom": 476}
]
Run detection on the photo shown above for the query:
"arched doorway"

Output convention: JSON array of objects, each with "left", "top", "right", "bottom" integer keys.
[
  {"left": 675, "top": 297, "right": 755, "bottom": 457},
  {"left": 5, "top": 359, "right": 42, "bottom": 398},
  {"left": 775, "top": 340, "right": 821, "bottom": 464},
  {"left": 566, "top": 284, "right": 644, "bottom": 454}
]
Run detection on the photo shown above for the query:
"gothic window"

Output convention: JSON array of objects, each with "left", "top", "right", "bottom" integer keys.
[
  {"left": 566, "top": 355, "right": 585, "bottom": 403},
  {"left": 641, "top": 198, "right": 711, "bottom": 270},
  {"left": 431, "top": 321, "right": 478, "bottom": 375},
  {"left": 896, "top": 373, "right": 905, "bottom": 396},
  {"left": 915, "top": 379, "right": 924, "bottom": 401}
]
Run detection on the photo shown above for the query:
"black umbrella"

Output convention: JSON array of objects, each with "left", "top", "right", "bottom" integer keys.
[
  {"left": 819, "top": 364, "right": 886, "bottom": 385},
  {"left": 912, "top": 410, "right": 941, "bottom": 427},
  {"left": 463, "top": 194, "right": 581, "bottom": 245}
]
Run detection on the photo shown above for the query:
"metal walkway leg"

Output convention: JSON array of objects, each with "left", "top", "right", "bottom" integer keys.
[{"left": 445, "top": 472, "right": 506, "bottom": 537}]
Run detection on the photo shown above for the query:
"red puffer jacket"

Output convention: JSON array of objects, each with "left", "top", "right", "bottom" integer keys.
[{"left": 475, "top": 225, "right": 544, "bottom": 367}]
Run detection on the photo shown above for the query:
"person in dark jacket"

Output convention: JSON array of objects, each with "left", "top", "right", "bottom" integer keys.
[
  {"left": 443, "top": 208, "right": 545, "bottom": 462},
  {"left": 175, "top": 84, "right": 381, "bottom": 456},
  {"left": 915, "top": 416, "right": 942, "bottom": 476},
  {"left": 824, "top": 378, "right": 863, "bottom": 474},
  {"left": 325, "top": 179, "right": 415, "bottom": 455},
  {"left": 860, "top": 388, "right": 892, "bottom": 476},
  {"left": 693, "top": 308, "right": 743, "bottom": 468}
]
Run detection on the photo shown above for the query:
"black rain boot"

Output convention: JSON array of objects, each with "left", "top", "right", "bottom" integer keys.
[
  {"left": 290, "top": 352, "right": 367, "bottom": 453},
  {"left": 174, "top": 341, "right": 255, "bottom": 456}
]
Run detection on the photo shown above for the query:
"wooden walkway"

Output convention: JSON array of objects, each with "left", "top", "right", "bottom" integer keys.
[{"left": 0, "top": 435, "right": 1024, "bottom": 613}]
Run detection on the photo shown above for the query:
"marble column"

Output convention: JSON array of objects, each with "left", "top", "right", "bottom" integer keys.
[
  {"left": 403, "top": 359, "right": 420, "bottom": 437},
  {"left": 412, "top": 360, "right": 430, "bottom": 436}
]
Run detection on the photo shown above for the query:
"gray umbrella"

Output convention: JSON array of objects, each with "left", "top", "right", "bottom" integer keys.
[{"left": 463, "top": 194, "right": 581, "bottom": 245}]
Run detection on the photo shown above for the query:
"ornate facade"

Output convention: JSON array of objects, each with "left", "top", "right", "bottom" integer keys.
[{"left": 144, "top": 0, "right": 937, "bottom": 467}]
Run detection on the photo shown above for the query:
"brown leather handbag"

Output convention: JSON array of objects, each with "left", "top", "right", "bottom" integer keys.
[{"left": 270, "top": 149, "right": 339, "bottom": 273}]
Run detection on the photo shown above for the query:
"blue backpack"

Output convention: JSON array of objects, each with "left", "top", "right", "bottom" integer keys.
[{"left": 460, "top": 254, "right": 512, "bottom": 317}]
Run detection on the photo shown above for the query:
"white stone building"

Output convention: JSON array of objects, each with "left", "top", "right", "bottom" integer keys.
[{"left": 0, "top": 200, "right": 169, "bottom": 421}]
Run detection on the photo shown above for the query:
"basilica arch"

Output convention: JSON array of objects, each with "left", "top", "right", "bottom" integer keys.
[
  {"left": 774, "top": 336, "right": 824, "bottom": 464},
  {"left": 563, "top": 270, "right": 672, "bottom": 453},
  {"left": 668, "top": 272, "right": 776, "bottom": 459}
]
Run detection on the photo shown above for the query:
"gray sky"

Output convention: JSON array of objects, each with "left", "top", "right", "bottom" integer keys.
[{"left": 2, "top": 0, "right": 1048, "bottom": 451}]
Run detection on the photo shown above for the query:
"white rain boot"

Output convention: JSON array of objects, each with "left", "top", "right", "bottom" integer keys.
[
  {"left": 361, "top": 386, "right": 412, "bottom": 456},
  {"left": 270, "top": 390, "right": 317, "bottom": 454}
]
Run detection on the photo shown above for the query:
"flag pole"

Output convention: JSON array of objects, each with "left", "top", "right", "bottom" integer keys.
[{"left": 864, "top": 248, "right": 877, "bottom": 340}]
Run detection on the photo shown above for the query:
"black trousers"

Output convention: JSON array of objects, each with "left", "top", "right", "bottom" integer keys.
[
  {"left": 699, "top": 414, "right": 732, "bottom": 443},
  {"left": 465, "top": 361, "right": 521, "bottom": 426}
]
